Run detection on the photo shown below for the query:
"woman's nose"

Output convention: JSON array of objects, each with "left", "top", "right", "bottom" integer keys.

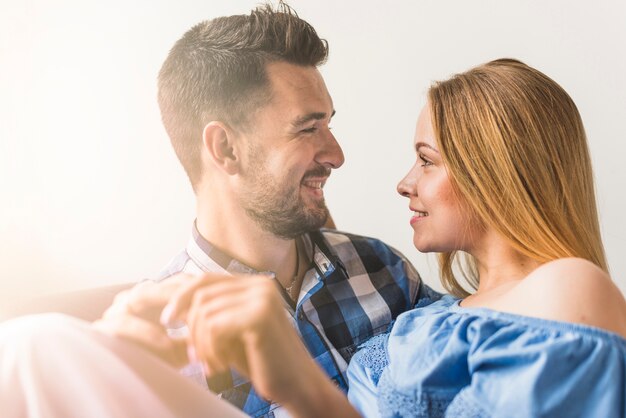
[{"left": 397, "top": 164, "right": 418, "bottom": 198}]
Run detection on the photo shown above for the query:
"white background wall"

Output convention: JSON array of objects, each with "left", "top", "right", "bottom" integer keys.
[{"left": 1, "top": 0, "right": 625, "bottom": 306}]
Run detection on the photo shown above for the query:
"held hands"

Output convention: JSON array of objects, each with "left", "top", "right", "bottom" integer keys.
[
  {"left": 161, "top": 273, "right": 314, "bottom": 404},
  {"left": 95, "top": 272, "right": 358, "bottom": 417},
  {"left": 93, "top": 273, "right": 313, "bottom": 404},
  {"left": 92, "top": 276, "right": 192, "bottom": 368}
]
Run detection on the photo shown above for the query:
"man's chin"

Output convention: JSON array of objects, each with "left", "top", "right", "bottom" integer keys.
[
  {"left": 293, "top": 207, "right": 328, "bottom": 235},
  {"left": 255, "top": 208, "right": 328, "bottom": 239},
  {"left": 307, "top": 204, "right": 329, "bottom": 224}
]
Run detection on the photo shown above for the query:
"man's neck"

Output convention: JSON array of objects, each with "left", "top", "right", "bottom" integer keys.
[{"left": 195, "top": 200, "right": 303, "bottom": 289}]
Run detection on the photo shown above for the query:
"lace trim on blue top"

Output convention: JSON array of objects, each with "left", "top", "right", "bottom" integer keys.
[
  {"left": 354, "top": 289, "right": 444, "bottom": 389},
  {"left": 445, "top": 389, "right": 489, "bottom": 418},
  {"left": 355, "top": 333, "right": 389, "bottom": 385},
  {"left": 377, "top": 369, "right": 455, "bottom": 418}
]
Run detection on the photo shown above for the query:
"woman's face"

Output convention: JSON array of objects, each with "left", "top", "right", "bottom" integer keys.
[{"left": 397, "top": 105, "right": 478, "bottom": 253}]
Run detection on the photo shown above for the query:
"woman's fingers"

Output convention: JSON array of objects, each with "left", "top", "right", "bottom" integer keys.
[
  {"left": 161, "top": 273, "right": 277, "bottom": 327},
  {"left": 97, "top": 274, "right": 198, "bottom": 368},
  {"left": 104, "top": 274, "right": 195, "bottom": 323},
  {"left": 93, "top": 312, "right": 188, "bottom": 368},
  {"left": 101, "top": 272, "right": 289, "bottom": 387}
]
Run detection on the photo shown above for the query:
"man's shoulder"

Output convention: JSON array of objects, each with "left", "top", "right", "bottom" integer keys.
[
  {"left": 314, "top": 228, "right": 420, "bottom": 285},
  {"left": 154, "top": 248, "right": 194, "bottom": 281},
  {"left": 313, "top": 229, "right": 431, "bottom": 312},
  {"left": 318, "top": 228, "right": 398, "bottom": 251}
]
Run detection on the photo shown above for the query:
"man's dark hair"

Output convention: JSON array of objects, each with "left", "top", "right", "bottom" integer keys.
[{"left": 157, "top": 2, "right": 329, "bottom": 189}]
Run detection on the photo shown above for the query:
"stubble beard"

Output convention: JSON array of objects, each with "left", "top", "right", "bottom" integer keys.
[{"left": 239, "top": 161, "right": 329, "bottom": 240}]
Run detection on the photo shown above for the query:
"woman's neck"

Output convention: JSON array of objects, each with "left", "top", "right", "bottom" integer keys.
[{"left": 463, "top": 232, "right": 541, "bottom": 305}]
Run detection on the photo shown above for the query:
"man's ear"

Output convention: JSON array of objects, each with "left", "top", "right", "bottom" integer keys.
[{"left": 202, "top": 121, "right": 240, "bottom": 175}]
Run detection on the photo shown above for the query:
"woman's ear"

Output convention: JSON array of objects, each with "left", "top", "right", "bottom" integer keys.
[{"left": 202, "top": 121, "right": 240, "bottom": 175}]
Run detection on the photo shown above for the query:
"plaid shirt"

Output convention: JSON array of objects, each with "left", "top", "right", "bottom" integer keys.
[{"left": 157, "top": 224, "right": 428, "bottom": 417}]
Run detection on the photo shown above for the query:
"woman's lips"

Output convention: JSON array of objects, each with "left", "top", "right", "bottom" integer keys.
[{"left": 410, "top": 210, "right": 428, "bottom": 225}]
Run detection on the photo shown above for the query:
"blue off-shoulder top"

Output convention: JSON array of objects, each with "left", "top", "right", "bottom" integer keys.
[{"left": 347, "top": 295, "right": 626, "bottom": 418}]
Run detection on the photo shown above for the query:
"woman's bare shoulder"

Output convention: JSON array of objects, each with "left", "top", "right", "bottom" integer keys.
[{"left": 505, "top": 258, "right": 626, "bottom": 337}]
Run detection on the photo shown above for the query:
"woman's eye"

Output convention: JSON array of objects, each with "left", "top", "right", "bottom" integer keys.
[{"left": 419, "top": 155, "right": 433, "bottom": 167}]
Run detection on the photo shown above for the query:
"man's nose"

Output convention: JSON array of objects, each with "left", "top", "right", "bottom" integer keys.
[{"left": 316, "top": 130, "right": 345, "bottom": 169}]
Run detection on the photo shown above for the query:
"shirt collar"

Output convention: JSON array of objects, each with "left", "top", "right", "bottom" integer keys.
[
  {"left": 187, "top": 221, "right": 257, "bottom": 275},
  {"left": 187, "top": 221, "right": 342, "bottom": 281}
]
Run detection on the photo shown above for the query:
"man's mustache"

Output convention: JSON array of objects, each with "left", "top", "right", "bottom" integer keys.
[{"left": 303, "top": 165, "right": 331, "bottom": 179}]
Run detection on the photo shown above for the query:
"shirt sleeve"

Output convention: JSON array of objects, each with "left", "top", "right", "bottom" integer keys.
[{"left": 347, "top": 334, "right": 390, "bottom": 418}]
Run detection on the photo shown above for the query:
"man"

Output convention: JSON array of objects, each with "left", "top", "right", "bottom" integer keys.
[
  {"left": 102, "top": 3, "right": 434, "bottom": 416},
  {"left": 0, "top": 3, "right": 436, "bottom": 417}
]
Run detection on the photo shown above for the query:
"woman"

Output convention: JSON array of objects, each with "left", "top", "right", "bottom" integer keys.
[
  {"left": 163, "top": 58, "right": 626, "bottom": 417},
  {"left": 344, "top": 58, "right": 626, "bottom": 417}
]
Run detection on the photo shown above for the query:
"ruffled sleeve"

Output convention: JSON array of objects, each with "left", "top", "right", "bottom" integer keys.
[
  {"left": 347, "top": 333, "right": 389, "bottom": 418},
  {"left": 444, "top": 317, "right": 626, "bottom": 417},
  {"left": 373, "top": 298, "right": 626, "bottom": 418}
]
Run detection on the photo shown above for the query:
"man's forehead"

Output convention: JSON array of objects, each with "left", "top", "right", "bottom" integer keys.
[
  {"left": 263, "top": 62, "right": 335, "bottom": 121},
  {"left": 265, "top": 60, "right": 320, "bottom": 81}
]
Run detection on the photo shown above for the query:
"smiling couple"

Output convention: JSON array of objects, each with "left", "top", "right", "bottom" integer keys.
[{"left": 1, "top": 3, "right": 625, "bottom": 418}]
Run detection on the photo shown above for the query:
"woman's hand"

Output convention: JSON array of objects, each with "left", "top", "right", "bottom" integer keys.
[{"left": 93, "top": 276, "right": 192, "bottom": 368}]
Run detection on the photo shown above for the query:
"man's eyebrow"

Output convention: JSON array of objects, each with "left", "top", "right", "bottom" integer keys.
[
  {"left": 291, "top": 110, "right": 336, "bottom": 128},
  {"left": 415, "top": 141, "right": 439, "bottom": 153}
]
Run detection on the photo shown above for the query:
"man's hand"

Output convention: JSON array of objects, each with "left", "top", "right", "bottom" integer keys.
[{"left": 92, "top": 275, "right": 192, "bottom": 368}]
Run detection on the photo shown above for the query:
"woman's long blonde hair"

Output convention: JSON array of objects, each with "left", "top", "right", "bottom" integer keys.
[{"left": 428, "top": 58, "right": 607, "bottom": 297}]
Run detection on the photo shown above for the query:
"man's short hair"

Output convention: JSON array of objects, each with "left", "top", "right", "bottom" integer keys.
[{"left": 157, "top": 2, "right": 329, "bottom": 189}]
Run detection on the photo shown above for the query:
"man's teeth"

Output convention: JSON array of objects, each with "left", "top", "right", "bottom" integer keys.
[
  {"left": 414, "top": 211, "right": 428, "bottom": 217},
  {"left": 304, "top": 181, "right": 323, "bottom": 189}
]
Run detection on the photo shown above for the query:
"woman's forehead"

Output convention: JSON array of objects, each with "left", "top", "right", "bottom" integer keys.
[{"left": 414, "top": 105, "right": 436, "bottom": 149}]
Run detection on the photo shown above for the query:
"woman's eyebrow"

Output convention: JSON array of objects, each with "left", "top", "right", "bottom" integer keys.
[{"left": 415, "top": 142, "right": 439, "bottom": 153}]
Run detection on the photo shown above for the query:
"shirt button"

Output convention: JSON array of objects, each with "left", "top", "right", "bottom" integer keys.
[{"left": 297, "top": 311, "right": 304, "bottom": 320}]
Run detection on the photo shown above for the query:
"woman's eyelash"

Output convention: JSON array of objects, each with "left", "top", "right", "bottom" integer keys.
[{"left": 419, "top": 154, "right": 433, "bottom": 166}]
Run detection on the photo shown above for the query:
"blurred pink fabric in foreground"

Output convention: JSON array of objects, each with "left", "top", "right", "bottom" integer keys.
[{"left": 0, "top": 314, "right": 247, "bottom": 418}]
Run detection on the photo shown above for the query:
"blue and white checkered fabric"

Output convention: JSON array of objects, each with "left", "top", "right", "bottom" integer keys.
[{"left": 157, "top": 224, "right": 431, "bottom": 417}]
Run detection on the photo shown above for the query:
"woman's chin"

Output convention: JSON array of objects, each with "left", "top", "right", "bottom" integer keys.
[
  {"left": 412, "top": 239, "right": 433, "bottom": 254},
  {"left": 413, "top": 237, "right": 452, "bottom": 254}
]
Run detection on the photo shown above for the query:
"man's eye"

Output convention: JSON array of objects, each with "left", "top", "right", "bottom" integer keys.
[{"left": 301, "top": 127, "right": 318, "bottom": 133}]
